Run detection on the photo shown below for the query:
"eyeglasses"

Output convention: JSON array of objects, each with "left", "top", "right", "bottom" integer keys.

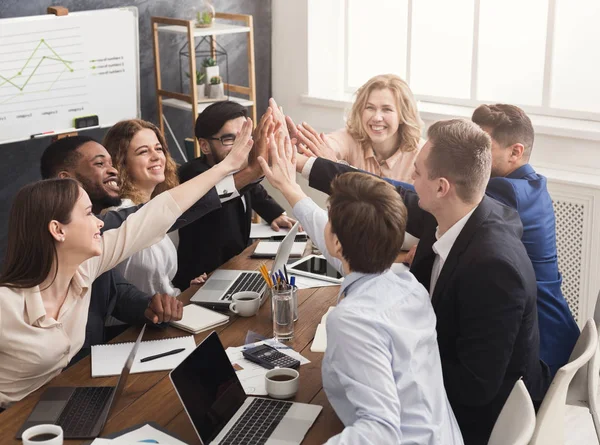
[{"left": 206, "top": 134, "right": 236, "bottom": 146}]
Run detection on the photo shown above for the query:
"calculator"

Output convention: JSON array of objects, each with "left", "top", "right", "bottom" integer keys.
[{"left": 242, "top": 344, "right": 300, "bottom": 369}]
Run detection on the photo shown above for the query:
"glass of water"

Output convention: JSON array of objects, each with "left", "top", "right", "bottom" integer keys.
[{"left": 272, "top": 285, "right": 295, "bottom": 341}]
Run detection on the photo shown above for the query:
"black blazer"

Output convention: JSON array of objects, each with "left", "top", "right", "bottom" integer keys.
[
  {"left": 308, "top": 158, "right": 551, "bottom": 445},
  {"left": 174, "top": 157, "right": 284, "bottom": 288}
]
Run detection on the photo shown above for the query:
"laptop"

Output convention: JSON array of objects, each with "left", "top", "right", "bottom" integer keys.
[
  {"left": 170, "top": 331, "right": 321, "bottom": 445},
  {"left": 191, "top": 222, "right": 300, "bottom": 310},
  {"left": 16, "top": 325, "right": 146, "bottom": 439}
]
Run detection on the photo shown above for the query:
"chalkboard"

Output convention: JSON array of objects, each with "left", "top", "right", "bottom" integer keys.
[{"left": 0, "top": 7, "right": 140, "bottom": 144}]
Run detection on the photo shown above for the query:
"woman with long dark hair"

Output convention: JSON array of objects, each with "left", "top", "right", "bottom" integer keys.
[{"left": 0, "top": 119, "right": 253, "bottom": 408}]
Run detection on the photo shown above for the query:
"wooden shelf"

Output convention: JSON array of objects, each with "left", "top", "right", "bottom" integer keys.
[
  {"left": 162, "top": 96, "right": 254, "bottom": 113},
  {"left": 157, "top": 22, "right": 251, "bottom": 37}
]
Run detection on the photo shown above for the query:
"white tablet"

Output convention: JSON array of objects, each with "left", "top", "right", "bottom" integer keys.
[{"left": 288, "top": 254, "right": 343, "bottom": 284}]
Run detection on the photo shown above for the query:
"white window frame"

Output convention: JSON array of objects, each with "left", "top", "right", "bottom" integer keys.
[{"left": 343, "top": 0, "right": 600, "bottom": 123}]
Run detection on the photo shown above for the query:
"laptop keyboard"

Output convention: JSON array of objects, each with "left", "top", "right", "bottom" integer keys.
[
  {"left": 57, "top": 386, "right": 114, "bottom": 437},
  {"left": 222, "top": 272, "right": 265, "bottom": 301},
  {"left": 218, "top": 398, "right": 292, "bottom": 445}
]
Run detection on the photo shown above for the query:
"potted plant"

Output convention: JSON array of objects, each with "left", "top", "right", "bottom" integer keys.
[
  {"left": 208, "top": 75, "right": 224, "bottom": 99},
  {"left": 202, "top": 57, "right": 219, "bottom": 82},
  {"left": 186, "top": 70, "right": 206, "bottom": 100},
  {"left": 195, "top": 1, "right": 215, "bottom": 28}
]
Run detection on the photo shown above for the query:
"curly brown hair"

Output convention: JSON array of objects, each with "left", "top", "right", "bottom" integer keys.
[
  {"left": 102, "top": 119, "right": 179, "bottom": 204},
  {"left": 347, "top": 74, "right": 423, "bottom": 154}
]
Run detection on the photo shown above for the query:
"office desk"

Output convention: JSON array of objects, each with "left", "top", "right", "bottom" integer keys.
[{"left": 0, "top": 244, "right": 344, "bottom": 444}]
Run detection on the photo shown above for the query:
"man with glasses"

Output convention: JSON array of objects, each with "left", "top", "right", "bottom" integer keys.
[{"left": 173, "top": 101, "right": 295, "bottom": 289}]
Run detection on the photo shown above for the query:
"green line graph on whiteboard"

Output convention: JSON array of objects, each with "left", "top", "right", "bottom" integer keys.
[{"left": 0, "top": 28, "right": 88, "bottom": 110}]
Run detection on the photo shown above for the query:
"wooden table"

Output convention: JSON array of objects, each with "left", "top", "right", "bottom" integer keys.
[{"left": 0, "top": 244, "right": 344, "bottom": 444}]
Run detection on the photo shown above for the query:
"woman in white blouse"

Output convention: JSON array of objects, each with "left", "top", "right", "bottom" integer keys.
[
  {"left": 102, "top": 119, "right": 205, "bottom": 296},
  {"left": 0, "top": 119, "right": 253, "bottom": 408}
]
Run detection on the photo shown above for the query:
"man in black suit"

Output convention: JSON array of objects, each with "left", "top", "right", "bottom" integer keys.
[
  {"left": 297, "top": 119, "right": 551, "bottom": 445},
  {"left": 174, "top": 102, "right": 295, "bottom": 288}
]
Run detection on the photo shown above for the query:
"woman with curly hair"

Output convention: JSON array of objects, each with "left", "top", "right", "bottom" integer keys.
[
  {"left": 102, "top": 119, "right": 202, "bottom": 296},
  {"left": 292, "top": 74, "right": 424, "bottom": 182}
]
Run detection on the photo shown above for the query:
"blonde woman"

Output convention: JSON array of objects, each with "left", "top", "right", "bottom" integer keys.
[
  {"left": 102, "top": 119, "right": 205, "bottom": 296},
  {"left": 289, "top": 74, "right": 424, "bottom": 182}
]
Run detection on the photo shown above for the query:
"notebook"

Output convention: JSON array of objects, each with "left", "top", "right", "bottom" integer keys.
[
  {"left": 310, "top": 307, "right": 336, "bottom": 353},
  {"left": 170, "top": 304, "right": 230, "bottom": 334},
  {"left": 91, "top": 335, "right": 196, "bottom": 377},
  {"left": 252, "top": 240, "right": 307, "bottom": 258}
]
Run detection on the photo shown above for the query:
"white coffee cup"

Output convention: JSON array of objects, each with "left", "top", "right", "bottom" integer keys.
[
  {"left": 265, "top": 368, "right": 299, "bottom": 399},
  {"left": 22, "top": 424, "right": 63, "bottom": 445},
  {"left": 229, "top": 291, "right": 260, "bottom": 317}
]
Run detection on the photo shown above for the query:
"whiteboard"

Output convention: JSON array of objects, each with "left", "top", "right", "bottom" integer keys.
[{"left": 0, "top": 7, "right": 140, "bottom": 144}]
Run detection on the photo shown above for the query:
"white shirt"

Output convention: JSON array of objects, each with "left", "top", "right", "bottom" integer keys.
[
  {"left": 105, "top": 199, "right": 181, "bottom": 297},
  {"left": 429, "top": 208, "right": 476, "bottom": 297},
  {"left": 293, "top": 198, "right": 464, "bottom": 445}
]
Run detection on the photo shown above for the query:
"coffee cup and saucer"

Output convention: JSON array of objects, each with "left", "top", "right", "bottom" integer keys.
[
  {"left": 229, "top": 291, "right": 261, "bottom": 317},
  {"left": 265, "top": 368, "right": 299, "bottom": 399}
]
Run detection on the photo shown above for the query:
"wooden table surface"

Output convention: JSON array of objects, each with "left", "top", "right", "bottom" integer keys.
[{"left": 0, "top": 244, "right": 344, "bottom": 444}]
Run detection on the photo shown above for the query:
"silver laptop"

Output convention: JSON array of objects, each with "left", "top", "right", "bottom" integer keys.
[
  {"left": 17, "top": 325, "right": 146, "bottom": 439},
  {"left": 191, "top": 222, "right": 300, "bottom": 310},
  {"left": 170, "top": 331, "right": 321, "bottom": 445}
]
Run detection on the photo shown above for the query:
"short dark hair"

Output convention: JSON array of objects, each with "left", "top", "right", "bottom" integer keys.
[
  {"left": 472, "top": 104, "right": 534, "bottom": 159},
  {"left": 40, "top": 136, "right": 97, "bottom": 179},
  {"left": 195, "top": 101, "right": 248, "bottom": 139},
  {"left": 328, "top": 172, "right": 407, "bottom": 274},
  {"left": 426, "top": 119, "right": 491, "bottom": 204}
]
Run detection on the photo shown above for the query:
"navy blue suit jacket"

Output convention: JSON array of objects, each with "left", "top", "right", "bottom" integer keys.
[{"left": 387, "top": 164, "right": 579, "bottom": 373}]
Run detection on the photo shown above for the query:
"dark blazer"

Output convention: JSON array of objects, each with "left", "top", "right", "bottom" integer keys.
[
  {"left": 174, "top": 157, "right": 284, "bottom": 288},
  {"left": 308, "top": 158, "right": 551, "bottom": 445}
]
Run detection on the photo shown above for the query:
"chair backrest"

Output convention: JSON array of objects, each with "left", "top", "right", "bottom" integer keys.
[
  {"left": 530, "top": 318, "right": 598, "bottom": 445},
  {"left": 487, "top": 379, "right": 535, "bottom": 445}
]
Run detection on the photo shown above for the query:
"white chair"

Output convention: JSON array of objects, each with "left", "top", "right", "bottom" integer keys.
[
  {"left": 487, "top": 379, "right": 535, "bottom": 445},
  {"left": 530, "top": 318, "right": 598, "bottom": 445}
]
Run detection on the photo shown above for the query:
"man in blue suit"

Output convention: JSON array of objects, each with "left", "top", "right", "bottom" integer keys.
[{"left": 470, "top": 104, "right": 579, "bottom": 375}]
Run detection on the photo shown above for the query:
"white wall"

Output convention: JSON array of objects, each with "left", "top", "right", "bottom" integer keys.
[{"left": 270, "top": 0, "right": 600, "bottom": 324}]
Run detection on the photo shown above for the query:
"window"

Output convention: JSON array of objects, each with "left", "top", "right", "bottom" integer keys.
[{"left": 345, "top": 0, "right": 600, "bottom": 121}]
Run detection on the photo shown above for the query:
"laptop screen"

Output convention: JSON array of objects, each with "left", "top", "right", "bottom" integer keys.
[{"left": 170, "top": 332, "right": 246, "bottom": 444}]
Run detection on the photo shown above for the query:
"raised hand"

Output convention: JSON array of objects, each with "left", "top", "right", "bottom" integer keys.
[
  {"left": 296, "top": 122, "right": 338, "bottom": 162},
  {"left": 249, "top": 108, "right": 275, "bottom": 169},
  {"left": 221, "top": 117, "right": 254, "bottom": 173}
]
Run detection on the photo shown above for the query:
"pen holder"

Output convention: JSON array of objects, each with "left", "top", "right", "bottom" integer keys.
[
  {"left": 270, "top": 284, "right": 297, "bottom": 341},
  {"left": 268, "top": 285, "right": 298, "bottom": 322}
]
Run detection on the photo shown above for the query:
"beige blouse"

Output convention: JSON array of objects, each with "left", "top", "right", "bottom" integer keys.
[
  {"left": 327, "top": 128, "right": 424, "bottom": 183},
  {"left": 0, "top": 192, "right": 182, "bottom": 408}
]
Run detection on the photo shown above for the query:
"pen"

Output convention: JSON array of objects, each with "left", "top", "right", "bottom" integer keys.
[
  {"left": 283, "top": 264, "right": 289, "bottom": 283},
  {"left": 140, "top": 347, "right": 185, "bottom": 363},
  {"left": 290, "top": 276, "right": 296, "bottom": 287},
  {"left": 30, "top": 131, "right": 56, "bottom": 139}
]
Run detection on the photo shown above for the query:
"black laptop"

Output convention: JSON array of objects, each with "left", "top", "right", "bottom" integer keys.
[{"left": 16, "top": 325, "right": 146, "bottom": 439}]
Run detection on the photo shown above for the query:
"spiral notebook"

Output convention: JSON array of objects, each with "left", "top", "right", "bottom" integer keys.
[{"left": 91, "top": 335, "right": 196, "bottom": 377}]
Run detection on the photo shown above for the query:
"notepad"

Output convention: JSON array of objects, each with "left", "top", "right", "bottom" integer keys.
[
  {"left": 311, "top": 306, "right": 336, "bottom": 353},
  {"left": 170, "top": 304, "right": 230, "bottom": 335},
  {"left": 252, "top": 241, "right": 307, "bottom": 258},
  {"left": 91, "top": 335, "right": 196, "bottom": 377}
]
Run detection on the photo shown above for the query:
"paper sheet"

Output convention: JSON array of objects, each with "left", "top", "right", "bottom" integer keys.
[
  {"left": 91, "top": 424, "right": 188, "bottom": 444},
  {"left": 291, "top": 274, "right": 339, "bottom": 289},
  {"left": 250, "top": 223, "right": 306, "bottom": 239},
  {"left": 226, "top": 339, "right": 310, "bottom": 396}
]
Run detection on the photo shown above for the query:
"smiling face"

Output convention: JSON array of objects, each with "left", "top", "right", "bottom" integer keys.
[
  {"left": 361, "top": 88, "right": 401, "bottom": 147},
  {"left": 71, "top": 141, "right": 121, "bottom": 210},
  {"left": 125, "top": 128, "right": 166, "bottom": 189},
  {"left": 202, "top": 116, "right": 246, "bottom": 166},
  {"left": 60, "top": 187, "right": 105, "bottom": 258}
]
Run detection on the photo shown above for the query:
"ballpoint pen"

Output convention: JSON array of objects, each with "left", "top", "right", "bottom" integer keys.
[{"left": 140, "top": 347, "right": 185, "bottom": 363}]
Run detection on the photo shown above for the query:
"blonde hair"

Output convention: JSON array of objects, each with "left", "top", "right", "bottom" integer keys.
[
  {"left": 347, "top": 74, "right": 423, "bottom": 154},
  {"left": 103, "top": 119, "right": 179, "bottom": 205}
]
